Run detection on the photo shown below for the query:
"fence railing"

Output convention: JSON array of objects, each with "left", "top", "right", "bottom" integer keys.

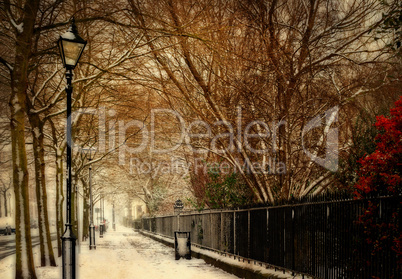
[{"left": 141, "top": 196, "right": 401, "bottom": 279}]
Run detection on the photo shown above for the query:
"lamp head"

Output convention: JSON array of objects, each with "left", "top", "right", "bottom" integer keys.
[{"left": 58, "top": 18, "right": 87, "bottom": 69}]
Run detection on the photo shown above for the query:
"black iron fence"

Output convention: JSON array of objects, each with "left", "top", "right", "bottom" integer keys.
[{"left": 141, "top": 196, "right": 401, "bottom": 279}]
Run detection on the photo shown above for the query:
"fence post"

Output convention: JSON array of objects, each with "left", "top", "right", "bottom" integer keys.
[
  {"left": 248, "top": 210, "right": 251, "bottom": 258},
  {"left": 292, "top": 207, "right": 295, "bottom": 274},
  {"left": 210, "top": 212, "right": 213, "bottom": 248},
  {"left": 312, "top": 207, "right": 316, "bottom": 276},
  {"left": 326, "top": 205, "right": 329, "bottom": 279},
  {"left": 220, "top": 211, "right": 224, "bottom": 251},
  {"left": 266, "top": 208, "right": 269, "bottom": 263},
  {"left": 233, "top": 211, "right": 236, "bottom": 255},
  {"left": 283, "top": 209, "right": 286, "bottom": 267}
]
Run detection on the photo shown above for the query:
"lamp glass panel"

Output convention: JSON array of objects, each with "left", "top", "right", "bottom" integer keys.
[{"left": 61, "top": 40, "right": 85, "bottom": 67}]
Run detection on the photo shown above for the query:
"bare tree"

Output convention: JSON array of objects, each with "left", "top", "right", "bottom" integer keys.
[
  {"left": 123, "top": 0, "right": 396, "bottom": 204},
  {"left": 0, "top": 178, "right": 12, "bottom": 217},
  {"left": 1, "top": 0, "right": 40, "bottom": 276}
]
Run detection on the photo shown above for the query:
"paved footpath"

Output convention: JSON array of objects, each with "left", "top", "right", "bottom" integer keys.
[
  {"left": 0, "top": 226, "right": 240, "bottom": 279},
  {"left": 77, "top": 227, "right": 240, "bottom": 279}
]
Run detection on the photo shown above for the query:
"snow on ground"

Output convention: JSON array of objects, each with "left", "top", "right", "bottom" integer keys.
[
  {"left": 0, "top": 217, "right": 14, "bottom": 227},
  {"left": 77, "top": 226, "right": 239, "bottom": 279},
  {"left": 0, "top": 225, "right": 240, "bottom": 279},
  {"left": 143, "top": 231, "right": 310, "bottom": 279}
]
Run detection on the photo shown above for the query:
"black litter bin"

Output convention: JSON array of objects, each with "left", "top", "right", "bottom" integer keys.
[{"left": 174, "top": 232, "right": 191, "bottom": 260}]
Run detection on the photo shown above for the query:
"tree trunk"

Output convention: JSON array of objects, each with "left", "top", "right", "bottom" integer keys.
[
  {"left": 49, "top": 119, "right": 64, "bottom": 257},
  {"left": 29, "top": 116, "right": 56, "bottom": 266},
  {"left": 3, "top": 192, "right": 7, "bottom": 217},
  {"left": 81, "top": 178, "right": 89, "bottom": 241},
  {"left": 55, "top": 150, "right": 64, "bottom": 257},
  {"left": 11, "top": 112, "right": 36, "bottom": 278},
  {"left": 9, "top": 0, "right": 40, "bottom": 277}
]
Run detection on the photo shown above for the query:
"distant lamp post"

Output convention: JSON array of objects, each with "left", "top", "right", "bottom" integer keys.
[
  {"left": 95, "top": 208, "right": 100, "bottom": 228},
  {"left": 112, "top": 202, "right": 116, "bottom": 231},
  {"left": 174, "top": 199, "right": 184, "bottom": 231},
  {"left": 8, "top": 192, "right": 11, "bottom": 217},
  {"left": 99, "top": 197, "right": 104, "bottom": 238},
  {"left": 102, "top": 198, "right": 106, "bottom": 233},
  {"left": 58, "top": 17, "right": 87, "bottom": 279},
  {"left": 84, "top": 148, "right": 96, "bottom": 250}
]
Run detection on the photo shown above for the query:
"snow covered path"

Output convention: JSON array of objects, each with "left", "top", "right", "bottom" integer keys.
[
  {"left": 78, "top": 227, "right": 239, "bottom": 279},
  {"left": 0, "top": 226, "right": 240, "bottom": 279}
]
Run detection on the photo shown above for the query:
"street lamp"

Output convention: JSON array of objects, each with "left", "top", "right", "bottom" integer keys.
[
  {"left": 58, "top": 17, "right": 87, "bottom": 279},
  {"left": 174, "top": 199, "right": 184, "bottom": 231},
  {"left": 102, "top": 197, "right": 106, "bottom": 233},
  {"left": 99, "top": 197, "right": 103, "bottom": 238},
  {"left": 84, "top": 148, "right": 96, "bottom": 250},
  {"left": 95, "top": 208, "right": 100, "bottom": 228},
  {"left": 112, "top": 201, "right": 116, "bottom": 231}
]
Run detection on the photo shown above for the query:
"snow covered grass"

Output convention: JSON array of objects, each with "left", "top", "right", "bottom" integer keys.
[
  {"left": 0, "top": 248, "right": 15, "bottom": 278},
  {"left": 0, "top": 235, "right": 59, "bottom": 279}
]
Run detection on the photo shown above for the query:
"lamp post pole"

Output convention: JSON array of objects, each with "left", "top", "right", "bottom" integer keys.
[
  {"left": 174, "top": 199, "right": 184, "bottom": 231},
  {"left": 88, "top": 156, "right": 96, "bottom": 250},
  {"left": 61, "top": 67, "right": 76, "bottom": 279},
  {"left": 103, "top": 198, "right": 106, "bottom": 233},
  {"left": 96, "top": 208, "right": 99, "bottom": 228},
  {"left": 58, "top": 18, "right": 86, "bottom": 279},
  {"left": 99, "top": 196, "right": 103, "bottom": 238},
  {"left": 113, "top": 202, "right": 116, "bottom": 231}
]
